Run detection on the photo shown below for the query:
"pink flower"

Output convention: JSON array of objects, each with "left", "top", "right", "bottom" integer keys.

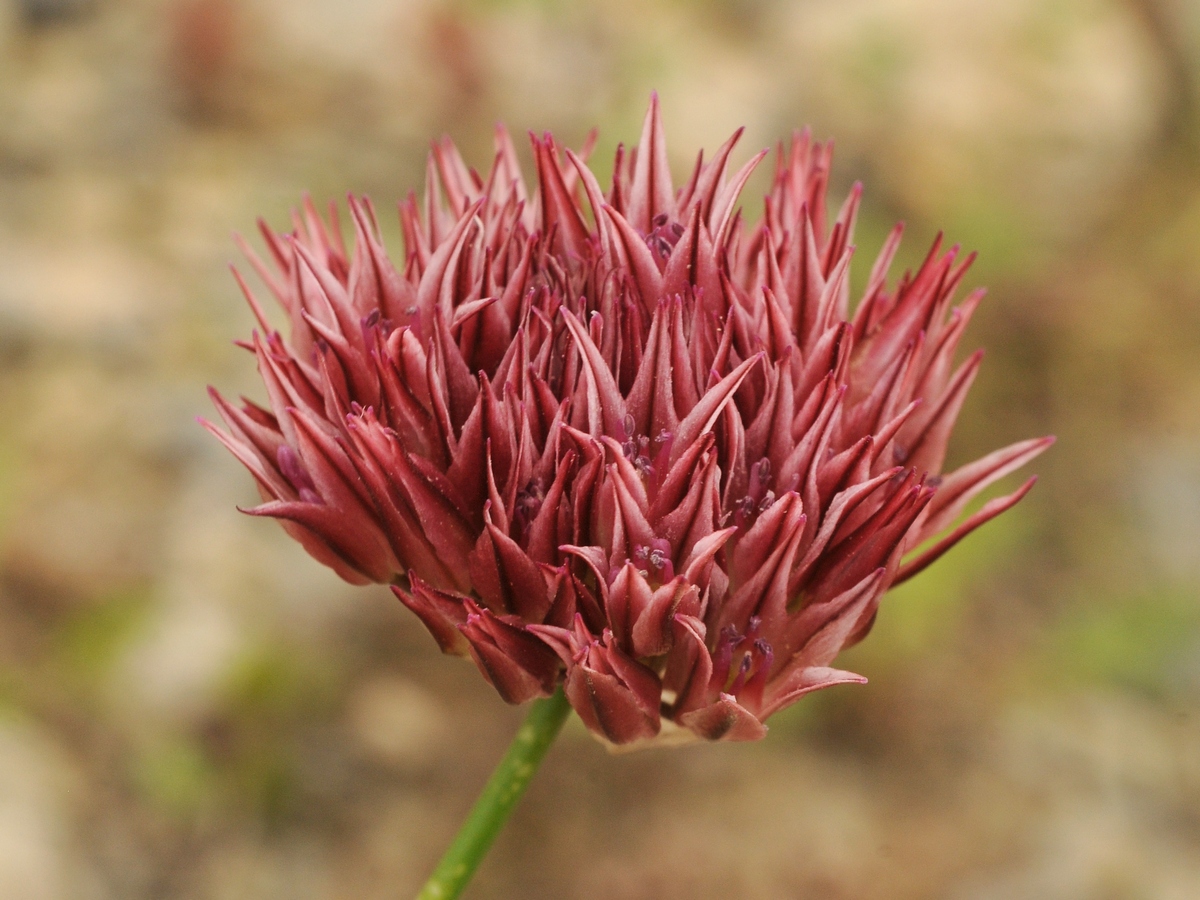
[{"left": 205, "top": 95, "right": 1052, "bottom": 746}]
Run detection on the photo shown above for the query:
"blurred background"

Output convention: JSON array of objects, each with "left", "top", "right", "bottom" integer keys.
[{"left": 0, "top": 0, "right": 1198, "bottom": 897}]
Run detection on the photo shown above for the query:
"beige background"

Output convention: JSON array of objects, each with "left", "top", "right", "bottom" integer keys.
[{"left": 0, "top": 0, "right": 1198, "bottom": 897}]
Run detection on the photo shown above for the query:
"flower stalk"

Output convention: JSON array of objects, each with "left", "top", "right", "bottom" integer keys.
[{"left": 415, "top": 688, "right": 572, "bottom": 900}]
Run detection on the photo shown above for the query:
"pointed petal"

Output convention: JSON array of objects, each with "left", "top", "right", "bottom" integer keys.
[
  {"left": 460, "top": 605, "right": 561, "bottom": 703},
  {"left": 560, "top": 308, "right": 627, "bottom": 436},
  {"left": 627, "top": 92, "right": 674, "bottom": 233},
  {"left": 392, "top": 576, "right": 470, "bottom": 656},
  {"left": 678, "top": 694, "right": 768, "bottom": 742},
  {"left": 669, "top": 352, "right": 763, "bottom": 468},
  {"left": 759, "top": 666, "right": 866, "bottom": 720},
  {"left": 921, "top": 436, "right": 1055, "bottom": 538},
  {"left": 895, "top": 476, "right": 1039, "bottom": 584}
]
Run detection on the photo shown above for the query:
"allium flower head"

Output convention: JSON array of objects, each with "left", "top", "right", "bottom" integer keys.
[{"left": 206, "top": 95, "right": 1051, "bottom": 746}]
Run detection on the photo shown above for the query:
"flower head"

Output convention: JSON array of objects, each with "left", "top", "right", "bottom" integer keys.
[{"left": 205, "top": 95, "right": 1052, "bottom": 746}]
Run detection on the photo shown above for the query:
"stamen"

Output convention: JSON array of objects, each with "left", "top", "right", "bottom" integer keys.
[
  {"left": 711, "top": 619, "right": 775, "bottom": 697},
  {"left": 513, "top": 478, "right": 546, "bottom": 535},
  {"left": 277, "top": 445, "right": 321, "bottom": 504},
  {"left": 743, "top": 639, "right": 775, "bottom": 704},
  {"left": 711, "top": 625, "right": 739, "bottom": 688},
  {"left": 729, "top": 654, "right": 754, "bottom": 694},
  {"left": 733, "top": 459, "right": 778, "bottom": 526},
  {"left": 622, "top": 413, "right": 637, "bottom": 440},
  {"left": 645, "top": 215, "right": 686, "bottom": 265},
  {"left": 621, "top": 426, "right": 659, "bottom": 479},
  {"left": 631, "top": 539, "right": 675, "bottom": 582}
]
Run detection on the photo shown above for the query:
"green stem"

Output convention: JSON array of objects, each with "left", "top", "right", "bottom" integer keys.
[{"left": 415, "top": 687, "right": 572, "bottom": 900}]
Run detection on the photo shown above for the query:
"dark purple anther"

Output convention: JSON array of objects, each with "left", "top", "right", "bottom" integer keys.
[
  {"left": 513, "top": 478, "right": 546, "bottom": 536},
  {"left": 726, "top": 653, "right": 752, "bottom": 694},
  {"left": 645, "top": 213, "right": 686, "bottom": 265}
]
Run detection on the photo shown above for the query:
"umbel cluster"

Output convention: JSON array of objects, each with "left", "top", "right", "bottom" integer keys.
[{"left": 205, "top": 96, "right": 1050, "bottom": 746}]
